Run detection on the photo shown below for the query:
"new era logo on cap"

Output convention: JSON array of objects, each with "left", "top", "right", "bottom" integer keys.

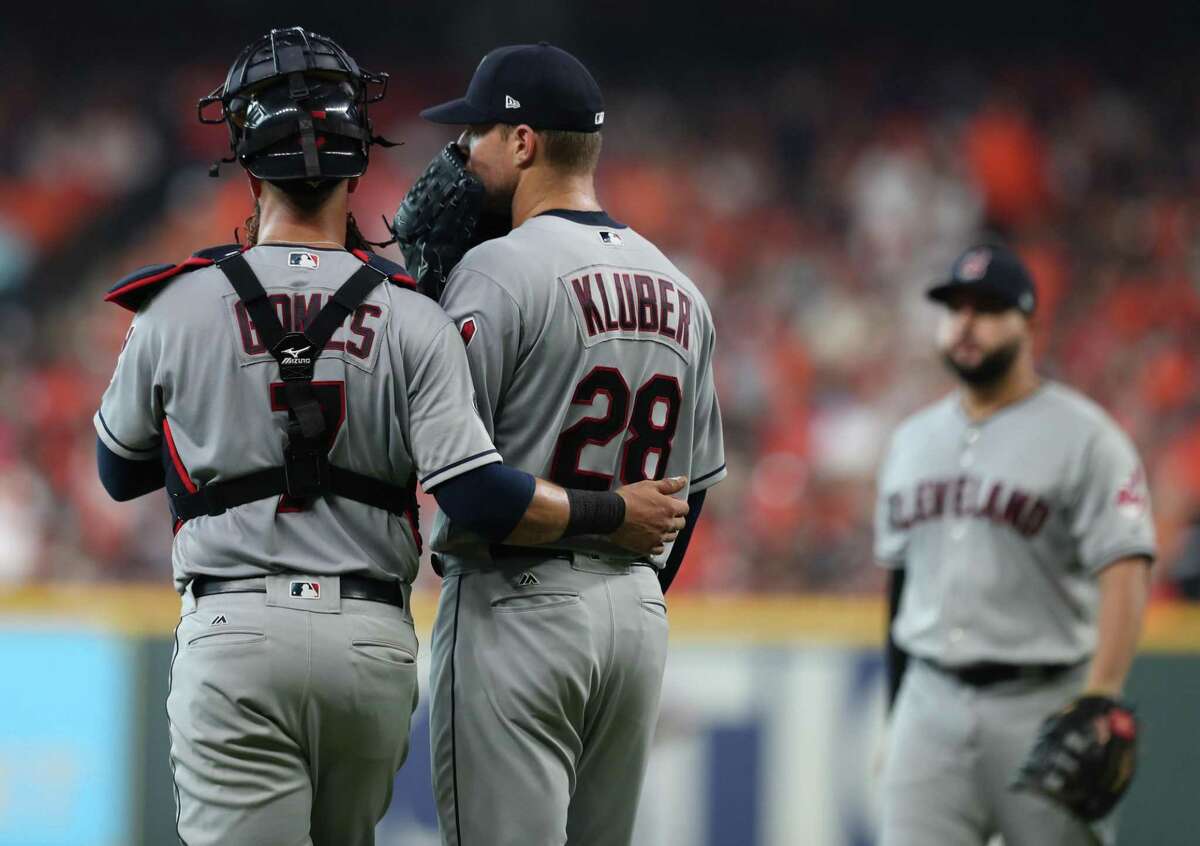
[
  {"left": 505, "top": 95, "right": 521, "bottom": 109},
  {"left": 289, "top": 251, "right": 320, "bottom": 270},
  {"left": 594, "top": 111, "right": 604, "bottom": 125}
]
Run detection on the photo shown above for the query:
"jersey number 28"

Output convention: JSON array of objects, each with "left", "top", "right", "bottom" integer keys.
[{"left": 550, "top": 366, "right": 681, "bottom": 490}]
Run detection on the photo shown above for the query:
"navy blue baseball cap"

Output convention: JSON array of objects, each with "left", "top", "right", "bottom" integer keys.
[
  {"left": 927, "top": 244, "right": 1037, "bottom": 315},
  {"left": 420, "top": 43, "right": 605, "bottom": 133}
]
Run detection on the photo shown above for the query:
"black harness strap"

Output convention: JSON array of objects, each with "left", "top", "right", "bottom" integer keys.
[
  {"left": 168, "top": 252, "right": 417, "bottom": 523},
  {"left": 219, "top": 252, "right": 285, "bottom": 349},
  {"left": 170, "top": 465, "right": 417, "bottom": 522}
]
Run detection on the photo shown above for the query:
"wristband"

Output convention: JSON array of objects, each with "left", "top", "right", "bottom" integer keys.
[{"left": 562, "top": 488, "right": 626, "bottom": 537}]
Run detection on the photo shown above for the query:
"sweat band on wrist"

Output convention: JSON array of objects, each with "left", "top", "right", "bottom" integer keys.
[{"left": 562, "top": 488, "right": 626, "bottom": 537}]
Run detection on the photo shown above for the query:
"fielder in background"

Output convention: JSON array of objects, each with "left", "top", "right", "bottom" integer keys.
[
  {"left": 94, "top": 27, "right": 684, "bottom": 846},
  {"left": 874, "top": 244, "right": 1156, "bottom": 846},
  {"left": 394, "top": 43, "right": 726, "bottom": 846}
]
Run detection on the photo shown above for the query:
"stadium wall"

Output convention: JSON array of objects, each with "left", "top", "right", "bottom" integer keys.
[{"left": 1, "top": 588, "right": 1196, "bottom": 846}]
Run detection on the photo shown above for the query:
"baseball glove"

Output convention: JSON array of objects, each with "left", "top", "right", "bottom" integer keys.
[
  {"left": 1012, "top": 694, "right": 1138, "bottom": 822},
  {"left": 391, "top": 142, "right": 485, "bottom": 300}
]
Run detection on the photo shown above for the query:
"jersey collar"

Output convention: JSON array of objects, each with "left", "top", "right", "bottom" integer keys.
[{"left": 536, "top": 208, "right": 628, "bottom": 229}]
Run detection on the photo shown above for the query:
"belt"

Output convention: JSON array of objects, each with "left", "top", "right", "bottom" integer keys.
[
  {"left": 930, "top": 659, "right": 1076, "bottom": 688},
  {"left": 191, "top": 575, "right": 404, "bottom": 608},
  {"left": 432, "top": 546, "right": 652, "bottom": 577},
  {"left": 488, "top": 544, "right": 574, "bottom": 562}
]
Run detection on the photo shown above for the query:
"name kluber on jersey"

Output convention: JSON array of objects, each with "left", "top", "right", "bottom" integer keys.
[{"left": 562, "top": 265, "right": 694, "bottom": 360}]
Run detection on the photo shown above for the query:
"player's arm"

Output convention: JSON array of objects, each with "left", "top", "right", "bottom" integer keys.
[
  {"left": 656, "top": 490, "right": 706, "bottom": 593},
  {"left": 654, "top": 312, "right": 724, "bottom": 592},
  {"left": 885, "top": 566, "right": 909, "bottom": 713},
  {"left": 96, "top": 438, "right": 164, "bottom": 500},
  {"left": 94, "top": 313, "right": 166, "bottom": 501},
  {"left": 873, "top": 433, "right": 909, "bottom": 713},
  {"left": 1083, "top": 557, "right": 1151, "bottom": 695},
  {"left": 1070, "top": 426, "right": 1157, "bottom": 695},
  {"left": 437, "top": 266, "right": 520, "bottom": 438},
  {"left": 433, "top": 467, "right": 689, "bottom": 554}
]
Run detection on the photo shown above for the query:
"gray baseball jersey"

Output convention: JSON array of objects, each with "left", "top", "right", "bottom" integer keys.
[
  {"left": 874, "top": 380, "right": 1157, "bottom": 667},
  {"left": 431, "top": 210, "right": 726, "bottom": 563},
  {"left": 426, "top": 209, "right": 724, "bottom": 846},
  {"left": 95, "top": 244, "right": 499, "bottom": 591}
]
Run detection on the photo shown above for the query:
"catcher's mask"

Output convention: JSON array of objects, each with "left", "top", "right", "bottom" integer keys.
[{"left": 199, "top": 26, "right": 395, "bottom": 181}]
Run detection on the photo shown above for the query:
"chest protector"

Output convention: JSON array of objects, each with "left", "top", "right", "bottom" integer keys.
[{"left": 166, "top": 251, "right": 416, "bottom": 525}]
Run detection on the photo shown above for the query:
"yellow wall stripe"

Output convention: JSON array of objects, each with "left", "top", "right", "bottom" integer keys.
[{"left": 0, "top": 584, "right": 1196, "bottom": 652}]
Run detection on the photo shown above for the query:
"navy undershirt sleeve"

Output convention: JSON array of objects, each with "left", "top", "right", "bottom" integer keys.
[
  {"left": 96, "top": 436, "right": 165, "bottom": 501},
  {"left": 657, "top": 490, "right": 706, "bottom": 594},
  {"left": 433, "top": 463, "right": 537, "bottom": 542}
]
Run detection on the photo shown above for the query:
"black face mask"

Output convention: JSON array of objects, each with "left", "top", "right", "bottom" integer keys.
[{"left": 942, "top": 338, "right": 1021, "bottom": 387}]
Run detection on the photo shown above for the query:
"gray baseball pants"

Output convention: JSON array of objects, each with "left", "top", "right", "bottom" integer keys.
[
  {"left": 167, "top": 575, "right": 420, "bottom": 846},
  {"left": 429, "top": 553, "right": 670, "bottom": 846},
  {"left": 881, "top": 658, "right": 1116, "bottom": 846}
]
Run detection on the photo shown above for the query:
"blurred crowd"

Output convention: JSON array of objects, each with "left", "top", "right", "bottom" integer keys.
[{"left": 2, "top": 54, "right": 1199, "bottom": 597}]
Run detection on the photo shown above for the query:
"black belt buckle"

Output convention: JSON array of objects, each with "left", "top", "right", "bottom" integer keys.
[{"left": 283, "top": 444, "right": 328, "bottom": 499}]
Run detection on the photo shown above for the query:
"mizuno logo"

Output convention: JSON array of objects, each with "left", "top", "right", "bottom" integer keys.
[{"left": 281, "top": 346, "right": 310, "bottom": 359}]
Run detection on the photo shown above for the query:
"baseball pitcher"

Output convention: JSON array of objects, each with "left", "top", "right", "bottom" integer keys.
[{"left": 393, "top": 43, "right": 726, "bottom": 846}]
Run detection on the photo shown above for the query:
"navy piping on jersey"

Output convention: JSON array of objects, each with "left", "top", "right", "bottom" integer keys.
[
  {"left": 419, "top": 449, "right": 502, "bottom": 487},
  {"left": 536, "top": 208, "right": 627, "bottom": 229},
  {"left": 450, "top": 576, "right": 465, "bottom": 844},
  {"left": 691, "top": 464, "right": 726, "bottom": 487},
  {"left": 97, "top": 409, "right": 159, "bottom": 455}
]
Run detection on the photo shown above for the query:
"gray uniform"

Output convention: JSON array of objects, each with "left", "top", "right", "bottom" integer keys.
[
  {"left": 874, "top": 381, "right": 1156, "bottom": 846},
  {"left": 429, "top": 211, "right": 725, "bottom": 846},
  {"left": 95, "top": 244, "right": 499, "bottom": 846}
]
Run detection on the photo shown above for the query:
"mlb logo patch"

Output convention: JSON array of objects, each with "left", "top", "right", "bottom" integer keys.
[
  {"left": 290, "top": 580, "right": 321, "bottom": 600},
  {"left": 288, "top": 251, "right": 320, "bottom": 270},
  {"left": 599, "top": 230, "right": 623, "bottom": 246}
]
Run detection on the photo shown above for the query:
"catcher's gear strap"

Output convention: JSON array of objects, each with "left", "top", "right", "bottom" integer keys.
[
  {"left": 236, "top": 113, "right": 372, "bottom": 159},
  {"left": 105, "top": 245, "right": 242, "bottom": 312},
  {"left": 166, "top": 250, "right": 417, "bottom": 523},
  {"left": 104, "top": 246, "right": 414, "bottom": 313},
  {"left": 348, "top": 248, "right": 417, "bottom": 289}
]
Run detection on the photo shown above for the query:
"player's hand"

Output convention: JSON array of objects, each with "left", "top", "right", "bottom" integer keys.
[{"left": 612, "top": 476, "right": 690, "bottom": 555}]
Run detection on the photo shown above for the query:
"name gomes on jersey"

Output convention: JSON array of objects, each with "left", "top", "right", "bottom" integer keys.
[
  {"left": 232, "top": 293, "right": 382, "bottom": 361},
  {"left": 888, "top": 474, "right": 1051, "bottom": 538},
  {"left": 563, "top": 266, "right": 694, "bottom": 359}
]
